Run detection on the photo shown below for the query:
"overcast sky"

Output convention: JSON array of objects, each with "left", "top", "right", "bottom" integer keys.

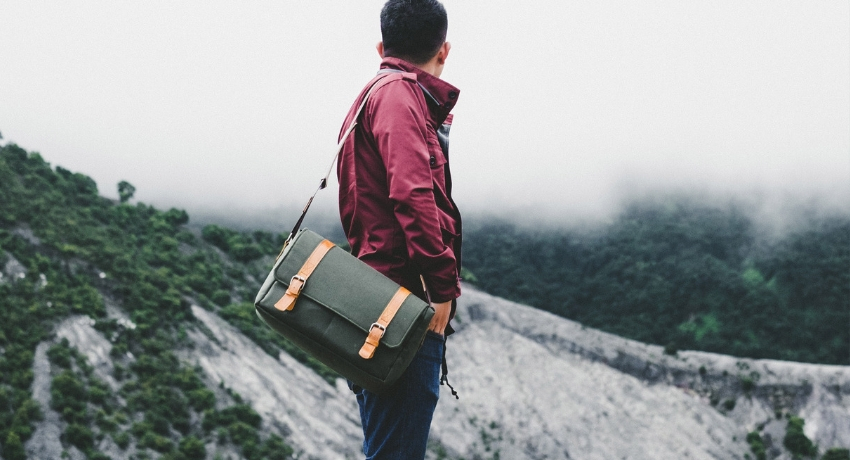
[{"left": 2, "top": 1, "right": 848, "bottom": 227}]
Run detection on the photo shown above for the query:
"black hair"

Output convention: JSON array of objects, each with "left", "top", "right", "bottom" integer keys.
[{"left": 380, "top": 0, "right": 448, "bottom": 65}]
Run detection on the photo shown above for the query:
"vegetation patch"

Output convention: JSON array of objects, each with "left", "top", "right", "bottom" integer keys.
[
  {"left": 746, "top": 430, "right": 767, "bottom": 460},
  {"left": 784, "top": 415, "right": 817, "bottom": 458}
]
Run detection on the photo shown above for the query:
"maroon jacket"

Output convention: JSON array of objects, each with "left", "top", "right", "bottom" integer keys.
[{"left": 337, "top": 57, "right": 462, "bottom": 304}]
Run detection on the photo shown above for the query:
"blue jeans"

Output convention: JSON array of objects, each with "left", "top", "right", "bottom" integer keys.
[{"left": 349, "top": 331, "right": 444, "bottom": 460}]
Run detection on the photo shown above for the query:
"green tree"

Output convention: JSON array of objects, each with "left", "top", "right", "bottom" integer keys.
[
  {"left": 3, "top": 431, "right": 26, "bottom": 460},
  {"left": 117, "top": 180, "right": 136, "bottom": 203}
]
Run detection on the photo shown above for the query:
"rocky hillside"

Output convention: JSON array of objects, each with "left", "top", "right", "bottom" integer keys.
[{"left": 15, "top": 277, "right": 850, "bottom": 460}]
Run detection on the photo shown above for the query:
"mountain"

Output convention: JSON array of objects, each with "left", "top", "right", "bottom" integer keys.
[
  {"left": 1, "top": 142, "right": 848, "bottom": 460},
  {"left": 15, "top": 276, "right": 850, "bottom": 459}
]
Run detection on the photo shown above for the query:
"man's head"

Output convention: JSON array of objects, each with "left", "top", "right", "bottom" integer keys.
[{"left": 379, "top": 0, "right": 449, "bottom": 67}]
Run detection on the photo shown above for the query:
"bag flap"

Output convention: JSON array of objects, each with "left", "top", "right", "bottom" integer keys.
[{"left": 271, "top": 229, "right": 429, "bottom": 348}]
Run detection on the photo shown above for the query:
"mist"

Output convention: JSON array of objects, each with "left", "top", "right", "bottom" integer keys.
[{"left": 1, "top": 0, "right": 847, "bottom": 233}]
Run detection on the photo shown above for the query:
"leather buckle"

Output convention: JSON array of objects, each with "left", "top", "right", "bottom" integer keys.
[{"left": 369, "top": 322, "right": 386, "bottom": 338}]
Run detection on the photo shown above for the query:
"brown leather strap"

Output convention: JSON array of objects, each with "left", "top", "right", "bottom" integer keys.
[
  {"left": 359, "top": 287, "right": 411, "bottom": 359},
  {"left": 274, "top": 239, "right": 334, "bottom": 311}
]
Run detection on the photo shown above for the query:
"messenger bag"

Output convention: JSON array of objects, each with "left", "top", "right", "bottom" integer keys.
[{"left": 254, "top": 73, "right": 434, "bottom": 394}]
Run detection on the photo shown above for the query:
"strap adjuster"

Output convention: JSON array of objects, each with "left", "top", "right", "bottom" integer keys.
[
  {"left": 273, "top": 240, "right": 334, "bottom": 312},
  {"left": 359, "top": 287, "right": 410, "bottom": 359},
  {"left": 289, "top": 274, "right": 306, "bottom": 294},
  {"left": 369, "top": 322, "right": 386, "bottom": 338}
]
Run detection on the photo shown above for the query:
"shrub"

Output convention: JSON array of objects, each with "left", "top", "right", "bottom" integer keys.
[
  {"left": 131, "top": 421, "right": 153, "bottom": 438},
  {"left": 138, "top": 431, "right": 174, "bottom": 453},
  {"left": 257, "top": 434, "right": 295, "bottom": 460},
  {"left": 230, "top": 242, "right": 262, "bottom": 262},
  {"left": 179, "top": 436, "right": 207, "bottom": 459},
  {"left": 51, "top": 371, "right": 88, "bottom": 415},
  {"left": 202, "top": 225, "right": 235, "bottom": 251},
  {"left": 64, "top": 423, "right": 95, "bottom": 450},
  {"left": 221, "top": 404, "right": 262, "bottom": 428},
  {"left": 47, "top": 339, "right": 73, "bottom": 368},
  {"left": 145, "top": 411, "right": 171, "bottom": 436},
  {"left": 89, "top": 384, "right": 110, "bottom": 405},
  {"left": 784, "top": 416, "right": 817, "bottom": 457},
  {"left": 741, "top": 376, "right": 755, "bottom": 393},
  {"left": 187, "top": 388, "right": 216, "bottom": 411},
  {"left": 3, "top": 431, "right": 26, "bottom": 460},
  {"left": 163, "top": 208, "right": 189, "bottom": 226},
  {"left": 202, "top": 409, "right": 220, "bottom": 431},
  {"left": 723, "top": 399, "right": 736, "bottom": 411},
  {"left": 823, "top": 448, "right": 850, "bottom": 460},
  {"left": 11, "top": 398, "right": 43, "bottom": 437},
  {"left": 11, "top": 370, "right": 34, "bottom": 389},
  {"left": 113, "top": 431, "right": 131, "bottom": 450},
  {"left": 211, "top": 289, "right": 231, "bottom": 306},
  {"left": 228, "top": 421, "right": 260, "bottom": 445},
  {"left": 95, "top": 409, "right": 118, "bottom": 433},
  {"left": 172, "top": 412, "right": 191, "bottom": 435},
  {"left": 460, "top": 266, "right": 478, "bottom": 284},
  {"left": 746, "top": 431, "right": 766, "bottom": 460}
]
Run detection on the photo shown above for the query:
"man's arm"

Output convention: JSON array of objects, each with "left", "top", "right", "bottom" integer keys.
[{"left": 368, "top": 79, "right": 460, "bottom": 304}]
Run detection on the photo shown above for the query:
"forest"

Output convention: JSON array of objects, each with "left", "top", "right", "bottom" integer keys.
[{"left": 462, "top": 201, "right": 849, "bottom": 365}]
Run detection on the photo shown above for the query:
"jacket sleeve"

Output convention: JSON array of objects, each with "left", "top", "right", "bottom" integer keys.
[{"left": 368, "top": 80, "right": 460, "bottom": 302}]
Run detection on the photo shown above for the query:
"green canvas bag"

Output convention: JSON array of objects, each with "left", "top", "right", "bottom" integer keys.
[
  {"left": 254, "top": 229, "right": 433, "bottom": 394},
  {"left": 254, "top": 73, "right": 434, "bottom": 394}
]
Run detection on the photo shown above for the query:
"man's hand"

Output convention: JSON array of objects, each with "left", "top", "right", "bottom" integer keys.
[{"left": 428, "top": 300, "right": 452, "bottom": 336}]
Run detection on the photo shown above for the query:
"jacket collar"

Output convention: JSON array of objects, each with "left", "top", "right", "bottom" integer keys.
[{"left": 379, "top": 57, "right": 460, "bottom": 123}]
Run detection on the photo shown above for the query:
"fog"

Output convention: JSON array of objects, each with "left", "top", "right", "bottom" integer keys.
[{"left": 1, "top": 0, "right": 847, "bottom": 231}]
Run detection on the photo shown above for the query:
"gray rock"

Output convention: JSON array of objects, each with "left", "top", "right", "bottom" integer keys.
[
  {"left": 57, "top": 316, "right": 118, "bottom": 391},
  {"left": 187, "top": 305, "right": 363, "bottom": 460},
  {"left": 12, "top": 225, "right": 41, "bottom": 246},
  {"left": 427, "top": 286, "right": 850, "bottom": 459},
  {"left": 25, "top": 342, "right": 65, "bottom": 460},
  {"left": 2, "top": 254, "right": 27, "bottom": 281}
]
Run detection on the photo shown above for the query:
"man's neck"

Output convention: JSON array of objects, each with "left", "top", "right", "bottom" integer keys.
[{"left": 414, "top": 60, "right": 442, "bottom": 78}]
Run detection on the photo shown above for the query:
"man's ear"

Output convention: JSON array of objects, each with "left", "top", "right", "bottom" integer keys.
[
  {"left": 376, "top": 42, "right": 385, "bottom": 58},
  {"left": 436, "top": 42, "right": 451, "bottom": 65}
]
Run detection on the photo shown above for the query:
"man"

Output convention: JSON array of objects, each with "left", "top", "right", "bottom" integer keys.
[{"left": 336, "top": 0, "right": 462, "bottom": 458}]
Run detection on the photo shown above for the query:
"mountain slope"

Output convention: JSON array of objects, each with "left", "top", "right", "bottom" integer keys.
[
  {"left": 25, "top": 282, "right": 848, "bottom": 460},
  {"left": 2, "top": 143, "right": 848, "bottom": 460},
  {"left": 437, "top": 286, "right": 850, "bottom": 459},
  {"left": 1, "top": 143, "right": 303, "bottom": 459}
]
